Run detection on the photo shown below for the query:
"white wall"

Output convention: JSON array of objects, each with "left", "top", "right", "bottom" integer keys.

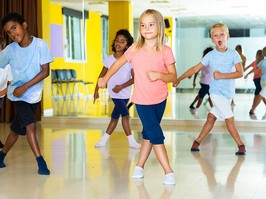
[{"left": 175, "top": 27, "right": 266, "bottom": 89}]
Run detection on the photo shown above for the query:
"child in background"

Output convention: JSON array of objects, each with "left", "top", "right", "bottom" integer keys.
[
  {"left": 189, "top": 47, "right": 213, "bottom": 113},
  {"left": 98, "top": 9, "right": 177, "bottom": 185},
  {"left": 94, "top": 29, "right": 140, "bottom": 149},
  {"left": 174, "top": 23, "right": 246, "bottom": 155},
  {"left": 0, "top": 13, "right": 53, "bottom": 175},
  {"left": 244, "top": 49, "right": 266, "bottom": 116},
  {"left": 0, "top": 35, "right": 13, "bottom": 148},
  {"left": 245, "top": 47, "right": 266, "bottom": 113}
]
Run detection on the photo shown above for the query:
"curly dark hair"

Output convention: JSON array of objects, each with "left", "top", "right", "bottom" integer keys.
[
  {"left": 111, "top": 29, "right": 134, "bottom": 53},
  {"left": 1, "top": 12, "right": 25, "bottom": 27}
]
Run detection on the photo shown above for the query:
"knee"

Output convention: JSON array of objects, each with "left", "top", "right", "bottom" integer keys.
[
  {"left": 225, "top": 117, "right": 234, "bottom": 124},
  {"left": 26, "top": 123, "right": 36, "bottom": 133},
  {"left": 207, "top": 113, "right": 216, "bottom": 123}
]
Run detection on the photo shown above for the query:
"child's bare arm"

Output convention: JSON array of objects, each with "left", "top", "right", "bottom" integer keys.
[
  {"left": 12, "top": 63, "right": 49, "bottom": 98},
  {"left": 173, "top": 62, "right": 204, "bottom": 87},
  {"left": 146, "top": 63, "right": 176, "bottom": 83},
  {"left": 214, "top": 62, "right": 243, "bottom": 80}
]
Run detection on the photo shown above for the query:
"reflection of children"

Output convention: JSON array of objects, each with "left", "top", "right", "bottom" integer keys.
[
  {"left": 244, "top": 49, "right": 266, "bottom": 115},
  {"left": 189, "top": 47, "right": 213, "bottom": 113},
  {"left": 0, "top": 36, "right": 13, "bottom": 148},
  {"left": 246, "top": 47, "right": 266, "bottom": 112},
  {"left": 98, "top": 9, "right": 177, "bottom": 185},
  {"left": 94, "top": 29, "right": 140, "bottom": 149},
  {"left": 0, "top": 13, "right": 53, "bottom": 175},
  {"left": 174, "top": 23, "right": 246, "bottom": 155}
]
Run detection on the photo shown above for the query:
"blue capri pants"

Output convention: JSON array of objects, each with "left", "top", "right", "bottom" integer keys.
[
  {"left": 111, "top": 98, "right": 129, "bottom": 120},
  {"left": 135, "top": 100, "right": 166, "bottom": 145}
]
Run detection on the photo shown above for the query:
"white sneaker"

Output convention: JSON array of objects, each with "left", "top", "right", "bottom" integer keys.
[
  {"left": 94, "top": 140, "right": 106, "bottom": 147},
  {"left": 163, "top": 173, "right": 175, "bottom": 185},
  {"left": 131, "top": 166, "right": 144, "bottom": 178}
]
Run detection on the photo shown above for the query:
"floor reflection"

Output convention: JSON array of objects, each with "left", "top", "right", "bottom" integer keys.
[{"left": 1, "top": 122, "right": 266, "bottom": 198}]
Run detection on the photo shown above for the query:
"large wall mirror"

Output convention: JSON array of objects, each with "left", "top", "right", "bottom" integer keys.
[{"left": 48, "top": 0, "right": 266, "bottom": 122}]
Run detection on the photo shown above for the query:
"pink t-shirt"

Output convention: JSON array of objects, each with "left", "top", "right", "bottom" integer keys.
[{"left": 125, "top": 44, "right": 175, "bottom": 105}]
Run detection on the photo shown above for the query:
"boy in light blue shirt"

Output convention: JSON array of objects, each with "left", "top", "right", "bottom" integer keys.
[
  {"left": 174, "top": 23, "right": 246, "bottom": 155},
  {"left": 0, "top": 12, "right": 53, "bottom": 175}
]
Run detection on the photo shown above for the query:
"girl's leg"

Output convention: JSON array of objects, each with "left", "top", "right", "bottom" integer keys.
[
  {"left": 26, "top": 123, "right": 50, "bottom": 175},
  {"left": 153, "top": 144, "right": 173, "bottom": 174},
  {"left": 132, "top": 139, "right": 152, "bottom": 178},
  {"left": 250, "top": 94, "right": 263, "bottom": 114},
  {"left": 191, "top": 112, "right": 216, "bottom": 151},
  {"left": 121, "top": 115, "right": 141, "bottom": 148},
  {"left": 225, "top": 117, "right": 245, "bottom": 155},
  {"left": 195, "top": 97, "right": 203, "bottom": 108},
  {"left": 136, "top": 139, "right": 152, "bottom": 168},
  {"left": 208, "top": 97, "right": 213, "bottom": 107},
  {"left": 95, "top": 118, "right": 118, "bottom": 147},
  {"left": 190, "top": 95, "right": 199, "bottom": 109}
]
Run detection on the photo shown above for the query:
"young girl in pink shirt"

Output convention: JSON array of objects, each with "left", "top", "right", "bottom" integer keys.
[{"left": 98, "top": 9, "right": 177, "bottom": 185}]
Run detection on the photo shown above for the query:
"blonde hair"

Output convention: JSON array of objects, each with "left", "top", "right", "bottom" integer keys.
[
  {"left": 0, "top": 35, "right": 6, "bottom": 50},
  {"left": 135, "top": 9, "right": 167, "bottom": 51},
  {"left": 210, "top": 22, "right": 229, "bottom": 37}
]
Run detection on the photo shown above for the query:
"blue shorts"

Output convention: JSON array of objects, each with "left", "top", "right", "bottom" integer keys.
[
  {"left": 253, "top": 78, "right": 262, "bottom": 95},
  {"left": 10, "top": 101, "right": 39, "bottom": 136},
  {"left": 135, "top": 100, "right": 166, "bottom": 144},
  {"left": 198, "top": 83, "right": 210, "bottom": 99},
  {"left": 111, "top": 98, "right": 129, "bottom": 120}
]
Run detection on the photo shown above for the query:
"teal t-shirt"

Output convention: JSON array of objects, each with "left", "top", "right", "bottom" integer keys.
[{"left": 0, "top": 36, "right": 53, "bottom": 103}]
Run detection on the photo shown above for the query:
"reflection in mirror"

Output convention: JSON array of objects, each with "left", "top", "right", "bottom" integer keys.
[{"left": 47, "top": 1, "right": 266, "bottom": 122}]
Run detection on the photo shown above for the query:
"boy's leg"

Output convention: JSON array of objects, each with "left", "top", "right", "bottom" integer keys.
[
  {"left": 0, "top": 130, "right": 19, "bottom": 168},
  {"left": 225, "top": 117, "right": 246, "bottom": 155},
  {"left": 26, "top": 123, "right": 50, "bottom": 175},
  {"left": 191, "top": 112, "right": 216, "bottom": 151}
]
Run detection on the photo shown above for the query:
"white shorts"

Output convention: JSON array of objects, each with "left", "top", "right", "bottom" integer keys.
[
  {"left": 260, "top": 81, "right": 266, "bottom": 98},
  {"left": 210, "top": 94, "right": 234, "bottom": 119}
]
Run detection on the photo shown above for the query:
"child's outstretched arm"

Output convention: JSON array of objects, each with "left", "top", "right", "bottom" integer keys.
[
  {"left": 244, "top": 67, "right": 257, "bottom": 79},
  {"left": 94, "top": 66, "right": 108, "bottom": 103},
  {"left": 214, "top": 62, "right": 243, "bottom": 80},
  {"left": 173, "top": 62, "right": 203, "bottom": 87},
  {"left": 98, "top": 54, "right": 127, "bottom": 89},
  {"left": 146, "top": 63, "right": 176, "bottom": 83},
  {"left": 12, "top": 63, "right": 49, "bottom": 98}
]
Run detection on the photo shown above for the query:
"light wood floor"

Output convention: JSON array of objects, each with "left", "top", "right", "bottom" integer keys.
[{"left": 0, "top": 92, "right": 266, "bottom": 199}]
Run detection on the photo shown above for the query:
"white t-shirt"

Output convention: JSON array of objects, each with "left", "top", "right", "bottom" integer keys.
[{"left": 0, "top": 64, "right": 13, "bottom": 98}]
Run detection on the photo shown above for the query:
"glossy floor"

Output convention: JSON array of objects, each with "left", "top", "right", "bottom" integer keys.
[{"left": 0, "top": 121, "right": 266, "bottom": 199}]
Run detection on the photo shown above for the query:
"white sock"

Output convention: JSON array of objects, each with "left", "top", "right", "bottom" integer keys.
[
  {"left": 132, "top": 166, "right": 144, "bottom": 178},
  {"left": 95, "top": 133, "right": 110, "bottom": 147},
  {"left": 127, "top": 135, "right": 141, "bottom": 149},
  {"left": 163, "top": 173, "right": 175, "bottom": 185}
]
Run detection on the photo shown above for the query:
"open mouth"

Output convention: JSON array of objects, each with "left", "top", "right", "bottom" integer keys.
[{"left": 218, "top": 41, "right": 222, "bottom": 45}]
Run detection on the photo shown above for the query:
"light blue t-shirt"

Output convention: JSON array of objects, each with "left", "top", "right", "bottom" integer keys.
[
  {"left": 257, "top": 58, "right": 266, "bottom": 81},
  {"left": 201, "top": 48, "right": 242, "bottom": 99},
  {"left": 0, "top": 36, "right": 53, "bottom": 103}
]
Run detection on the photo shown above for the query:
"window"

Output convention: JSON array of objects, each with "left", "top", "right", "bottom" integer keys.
[
  {"left": 62, "top": 8, "right": 88, "bottom": 62},
  {"left": 101, "top": 15, "right": 108, "bottom": 61}
]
